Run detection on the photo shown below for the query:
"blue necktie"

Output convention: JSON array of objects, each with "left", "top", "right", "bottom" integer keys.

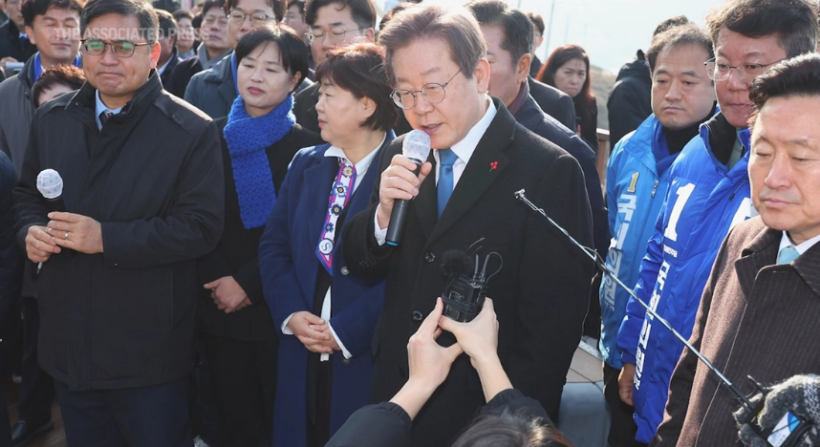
[
  {"left": 437, "top": 149, "right": 457, "bottom": 217},
  {"left": 778, "top": 245, "right": 800, "bottom": 264}
]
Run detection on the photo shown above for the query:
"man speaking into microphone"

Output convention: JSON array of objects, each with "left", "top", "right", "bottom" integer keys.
[{"left": 341, "top": 5, "right": 593, "bottom": 446}]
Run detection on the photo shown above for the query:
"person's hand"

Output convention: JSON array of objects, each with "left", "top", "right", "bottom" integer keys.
[
  {"left": 438, "top": 297, "right": 499, "bottom": 369},
  {"left": 286, "top": 311, "right": 333, "bottom": 354},
  {"left": 47, "top": 212, "right": 103, "bottom": 254},
  {"left": 24, "top": 225, "right": 61, "bottom": 263},
  {"left": 619, "top": 363, "right": 636, "bottom": 406},
  {"left": 308, "top": 324, "right": 342, "bottom": 354},
  {"left": 204, "top": 276, "right": 249, "bottom": 314},
  {"left": 376, "top": 154, "right": 432, "bottom": 229},
  {"left": 406, "top": 298, "right": 464, "bottom": 391},
  {"left": 0, "top": 56, "right": 18, "bottom": 74}
]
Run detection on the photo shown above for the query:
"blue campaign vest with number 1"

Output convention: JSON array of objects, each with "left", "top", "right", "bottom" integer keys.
[{"left": 620, "top": 125, "right": 754, "bottom": 443}]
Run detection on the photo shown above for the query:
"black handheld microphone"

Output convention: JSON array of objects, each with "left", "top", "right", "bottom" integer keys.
[
  {"left": 386, "top": 130, "right": 431, "bottom": 247},
  {"left": 35, "top": 169, "right": 66, "bottom": 274}
]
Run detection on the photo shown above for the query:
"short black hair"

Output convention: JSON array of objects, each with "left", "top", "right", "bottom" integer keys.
[
  {"left": 289, "top": 0, "right": 304, "bottom": 14},
  {"left": 81, "top": 0, "right": 159, "bottom": 43},
  {"left": 223, "top": 0, "right": 286, "bottom": 22},
  {"left": 156, "top": 9, "right": 177, "bottom": 42},
  {"left": 32, "top": 64, "right": 85, "bottom": 107},
  {"left": 467, "top": 0, "right": 532, "bottom": 69},
  {"left": 235, "top": 25, "right": 309, "bottom": 92},
  {"left": 526, "top": 11, "right": 544, "bottom": 36},
  {"left": 192, "top": 13, "right": 202, "bottom": 29},
  {"left": 22, "top": 0, "right": 83, "bottom": 28},
  {"left": 314, "top": 42, "right": 397, "bottom": 131},
  {"left": 304, "top": 0, "right": 375, "bottom": 29},
  {"left": 379, "top": 2, "right": 412, "bottom": 32},
  {"left": 707, "top": 0, "right": 818, "bottom": 58},
  {"left": 750, "top": 53, "right": 820, "bottom": 124},
  {"left": 653, "top": 15, "right": 689, "bottom": 37},
  {"left": 451, "top": 409, "right": 572, "bottom": 447},
  {"left": 647, "top": 23, "right": 714, "bottom": 73},
  {"left": 201, "top": 0, "right": 224, "bottom": 17},
  {"left": 173, "top": 8, "right": 194, "bottom": 22}
]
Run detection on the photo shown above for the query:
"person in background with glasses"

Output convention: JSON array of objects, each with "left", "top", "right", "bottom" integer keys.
[
  {"left": 0, "top": 0, "right": 37, "bottom": 76},
  {"left": 185, "top": 0, "right": 309, "bottom": 119},
  {"left": 13, "top": 0, "right": 225, "bottom": 445},
  {"left": 341, "top": 5, "right": 593, "bottom": 447},
  {"left": 613, "top": 0, "right": 818, "bottom": 445},
  {"left": 292, "top": 0, "right": 375, "bottom": 134}
]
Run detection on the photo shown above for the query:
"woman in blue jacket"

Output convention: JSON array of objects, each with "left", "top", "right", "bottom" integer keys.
[{"left": 258, "top": 43, "right": 397, "bottom": 447}]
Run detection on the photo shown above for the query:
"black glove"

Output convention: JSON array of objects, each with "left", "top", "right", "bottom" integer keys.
[{"left": 735, "top": 375, "right": 820, "bottom": 447}]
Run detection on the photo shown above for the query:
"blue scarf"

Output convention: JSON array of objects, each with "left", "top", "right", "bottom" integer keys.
[
  {"left": 223, "top": 94, "right": 296, "bottom": 229},
  {"left": 33, "top": 52, "right": 82, "bottom": 82}
]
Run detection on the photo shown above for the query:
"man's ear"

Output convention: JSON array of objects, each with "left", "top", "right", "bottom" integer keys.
[
  {"left": 150, "top": 42, "right": 161, "bottom": 67},
  {"left": 516, "top": 53, "right": 532, "bottom": 84},
  {"left": 364, "top": 27, "right": 375, "bottom": 43},
  {"left": 475, "top": 57, "right": 491, "bottom": 94},
  {"left": 24, "top": 25, "right": 36, "bottom": 45}
]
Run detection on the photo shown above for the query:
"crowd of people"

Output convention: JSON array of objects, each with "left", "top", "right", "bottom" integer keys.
[{"left": 1, "top": 0, "right": 820, "bottom": 446}]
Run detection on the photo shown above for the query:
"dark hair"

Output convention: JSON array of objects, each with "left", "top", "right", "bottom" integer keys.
[
  {"left": 647, "top": 23, "right": 714, "bottom": 73},
  {"left": 706, "top": 0, "right": 818, "bottom": 58},
  {"left": 156, "top": 9, "right": 177, "bottom": 42},
  {"left": 173, "top": 8, "right": 194, "bottom": 22},
  {"left": 192, "top": 13, "right": 202, "bottom": 29},
  {"left": 31, "top": 64, "right": 85, "bottom": 107},
  {"left": 525, "top": 11, "right": 544, "bottom": 36},
  {"left": 22, "top": 0, "right": 82, "bottom": 28},
  {"left": 304, "top": 0, "right": 375, "bottom": 29},
  {"left": 467, "top": 1, "right": 532, "bottom": 69},
  {"left": 538, "top": 44, "right": 594, "bottom": 127},
  {"left": 451, "top": 409, "right": 573, "bottom": 447},
  {"left": 289, "top": 0, "right": 304, "bottom": 14},
  {"left": 224, "top": 0, "right": 286, "bottom": 22},
  {"left": 235, "top": 25, "right": 309, "bottom": 91},
  {"left": 378, "top": 4, "right": 486, "bottom": 86},
  {"left": 201, "top": 0, "right": 224, "bottom": 17},
  {"left": 81, "top": 0, "right": 159, "bottom": 43},
  {"left": 314, "top": 42, "right": 397, "bottom": 131},
  {"left": 749, "top": 53, "right": 820, "bottom": 126},
  {"left": 379, "top": 2, "right": 413, "bottom": 32},
  {"left": 653, "top": 15, "right": 689, "bottom": 37}
]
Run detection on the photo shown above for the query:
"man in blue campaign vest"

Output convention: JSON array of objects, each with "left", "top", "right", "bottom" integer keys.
[
  {"left": 599, "top": 23, "right": 716, "bottom": 447},
  {"left": 615, "top": 0, "right": 819, "bottom": 444}
]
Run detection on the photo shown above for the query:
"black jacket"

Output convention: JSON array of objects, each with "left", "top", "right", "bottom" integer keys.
[
  {"left": 607, "top": 52, "right": 652, "bottom": 147},
  {"left": 514, "top": 92, "right": 609, "bottom": 256},
  {"left": 0, "top": 152, "right": 22, "bottom": 342},
  {"left": 196, "top": 117, "right": 322, "bottom": 341},
  {"left": 342, "top": 99, "right": 593, "bottom": 447},
  {"left": 159, "top": 49, "right": 181, "bottom": 91},
  {"left": 326, "top": 389, "right": 563, "bottom": 447},
  {"left": 0, "top": 21, "right": 34, "bottom": 62},
  {"left": 13, "top": 72, "right": 224, "bottom": 391},
  {"left": 530, "top": 54, "right": 543, "bottom": 78},
  {"left": 166, "top": 56, "right": 202, "bottom": 99},
  {"left": 527, "top": 77, "right": 576, "bottom": 131},
  {"left": 294, "top": 82, "right": 413, "bottom": 136}
]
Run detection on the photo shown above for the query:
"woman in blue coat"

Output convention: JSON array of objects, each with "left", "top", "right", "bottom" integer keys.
[{"left": 258, "top": 43, "right": 397, "bottom": 447}]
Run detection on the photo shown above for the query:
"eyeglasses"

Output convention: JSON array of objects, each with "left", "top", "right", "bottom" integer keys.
[
  {"left": 203, "top": 15, "right": 229, "bottom": 26},
  {"left": 704, "top": 58, "right": 785, "bottom": 83},
  {"left": 391, "top": 69, "right": 462, "bottom": 110},
  {"left": 81, "top": 39, "right": 151, "bottom": 58},
  {"left": 228, "top": 10, "right": 275, "bottom": 26},
  {"left": 307, "top": 26, "right": 362, "bottom": 45}
]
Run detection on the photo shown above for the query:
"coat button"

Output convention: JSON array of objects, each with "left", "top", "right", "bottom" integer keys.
[
  {"left": 342, "top": 357, "right": 351, "bottom": 366},
  {"left": 341, "top": 266, "right": 349, "bottom": 276},
  {"left": 424, "top": 252, "right": 435, "bottom": 263},
  {"left": 412, "top": 310, "right": 423, "bottom": 321}
]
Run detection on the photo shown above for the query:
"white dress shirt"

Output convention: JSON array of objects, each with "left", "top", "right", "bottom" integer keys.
[
  {"left": 778, "top": 231, "right": 820, "bottom": 257},
  {"left": 374, "top": 99, "right": 497, "bottom": 245},
  {"left": 281, "top": 134, "right": 386, "bottom": 361},
  {"left": 95, "top": 90, "right": 124, "bottom": 130}
]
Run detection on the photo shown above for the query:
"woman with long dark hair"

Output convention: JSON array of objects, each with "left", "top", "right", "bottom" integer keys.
[
  {"left": 196, "top": 25, "right": 321, "bottom": 447},
  {"left": 258, "top": 42, "right": 397, "bottom": 447},
  {"left": 538, "top": 44, "right": 598, "bottom": 152}
]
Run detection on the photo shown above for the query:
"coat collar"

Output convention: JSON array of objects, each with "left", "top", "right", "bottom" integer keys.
[
  {"left": 420, "top": 97, "right": 514, "bottom": 244},
  {"left": 202, "top": 56, "right": 237, "bottom": 108},
  {"left": 736, "top": 222, "right": 820, "bottom": 297},
  {"left": 66, "top": 69, "right": 163, "bottom": 127}
]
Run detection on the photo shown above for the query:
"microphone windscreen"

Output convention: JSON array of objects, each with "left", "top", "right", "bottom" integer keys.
[
  {"left": 37, "top": 169, "right": 63, "bottom": 199},
  {"left": 440, "top": 249, "right": 473, "bottom": 279},
  {"left": 402, "top": 130, "right": 431, "bottom": 164}
]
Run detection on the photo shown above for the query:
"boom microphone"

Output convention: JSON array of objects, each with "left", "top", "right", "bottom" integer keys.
[
  {"left": 386, "top": 130, "right": 431, "bottom": 247},
  {"left": 35, "top": 169, "right": 66, "bottom": 273}
]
